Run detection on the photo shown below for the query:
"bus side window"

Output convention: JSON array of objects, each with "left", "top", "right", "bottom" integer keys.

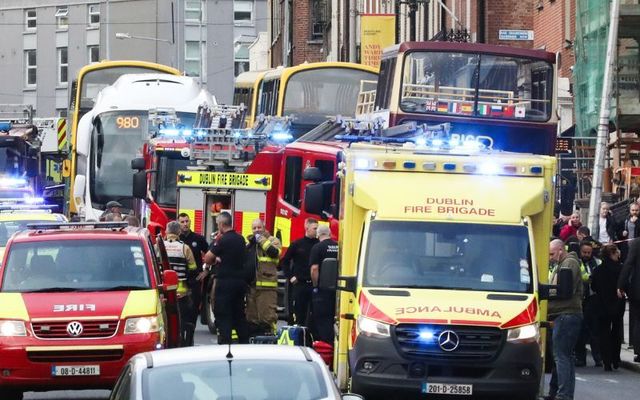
[{"left": 375, "top": 58, "right": 396, "bottom": 110}]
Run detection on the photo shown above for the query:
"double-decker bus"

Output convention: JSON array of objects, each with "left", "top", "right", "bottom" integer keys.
[
  {"left": 252, "top": 62, "right": 379, "bottom": 140},
  {"left": 65, "top": 61, "right": 181, "bottom": 216},
  {"left": 233, "top": 69, "right": 270, "bottom": 128},
  {"left": 364, "top": 41, "right": 557, "bottom": 155}
]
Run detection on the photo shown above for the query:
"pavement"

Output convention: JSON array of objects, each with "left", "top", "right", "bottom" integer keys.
[{"left": 618, "top": 301, "right": 640, "bottom": 372}]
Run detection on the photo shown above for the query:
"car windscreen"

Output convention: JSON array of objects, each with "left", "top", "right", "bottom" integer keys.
[
  {"left": 1, "top": 239, "right": 151, "bottom": 292},
  {"left": 363, "top": 221, "right": 533, "bottom": 293},
  {"left": 142, "top": 360, "right": 330, "bottom": 400}
]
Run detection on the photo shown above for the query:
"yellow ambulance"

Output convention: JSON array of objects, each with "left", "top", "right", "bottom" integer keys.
[{"left": 309, "top": 140, "right": 556, "bottom": 400}]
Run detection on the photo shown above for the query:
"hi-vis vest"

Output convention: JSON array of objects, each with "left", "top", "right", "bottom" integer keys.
[
  {"left": 165, "top": 239, "right": 189, "bottom": 294},
  {"left": 256, "top": 237, "right": 280, "bottom": 289}
]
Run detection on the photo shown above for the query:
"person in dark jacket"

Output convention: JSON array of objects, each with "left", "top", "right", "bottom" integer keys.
[
  {"left": 592, "top": 244, "right": 626, "bottom": 370},
  {"left": 618, "top": 202, "right": 640, "bottom": 261},
  {"left": 618, "top": 239, "right": 640, "bottom": 363}
]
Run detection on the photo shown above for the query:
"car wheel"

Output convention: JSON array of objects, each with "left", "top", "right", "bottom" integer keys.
[
  {"left": 204, "top": 289, "right": 217, "bottom": 335},
  {"left": 0, "top": 389, "right": 23, "bottom": 400}
]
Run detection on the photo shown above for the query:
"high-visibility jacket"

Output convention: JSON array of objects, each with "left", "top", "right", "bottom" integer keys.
[
  {"left": 247, "top": 232, "right": 281, "bottom": 289},
  {"left": 165, "top": 234, "right": 197, "bottom": 295}
]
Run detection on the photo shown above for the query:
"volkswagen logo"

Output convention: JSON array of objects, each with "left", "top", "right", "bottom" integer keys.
[
  {"left": 438, "top": 330, "right": 460, "bottom": 352},
  {"left": 66, "top": 321, "right": 84, "bottom": 337}
]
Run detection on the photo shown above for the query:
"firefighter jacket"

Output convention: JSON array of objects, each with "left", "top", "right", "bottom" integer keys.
[
  {"left": 246, "top": 232, "right": 281, "bottom": 289},
  {"left": 164, "top": 234, "right": 198, "bottom": 295}
]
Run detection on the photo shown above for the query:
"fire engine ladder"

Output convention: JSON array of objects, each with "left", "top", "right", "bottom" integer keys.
[{"left": 0, "top": 104, "right": 33, "bottom": 125}]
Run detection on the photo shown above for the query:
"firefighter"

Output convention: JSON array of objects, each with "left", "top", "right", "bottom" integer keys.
[
  {"left": 163, "top": 220, "right": 198, "bottom": 346},
  {"left": 245, "top": 219, "right": 282, "bottom": 336}
]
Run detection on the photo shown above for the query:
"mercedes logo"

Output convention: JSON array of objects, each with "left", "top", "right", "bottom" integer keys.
[
  {"left": 438, "top": 330, "right": 460, "bottom": 352},
  {"left": 66, "top": 321, "right": 84, "bottom": 337}
]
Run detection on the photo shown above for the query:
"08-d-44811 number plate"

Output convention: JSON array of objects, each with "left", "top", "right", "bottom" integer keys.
[{"left": 51, "top": 365, "right": 100, "bottom": 376}]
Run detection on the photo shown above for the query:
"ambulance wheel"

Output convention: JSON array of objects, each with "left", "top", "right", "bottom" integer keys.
[
  {"left": 204, "top": 290, "right": 217, "bottom": 334},
  {"left": 0, "top": 389, "right": 23, "bottom": 400}
]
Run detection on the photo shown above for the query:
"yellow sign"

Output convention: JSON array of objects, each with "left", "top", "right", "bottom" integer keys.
[
  {"left": 177, "top": 171, "right": 272, "bottom": 190},
  {"left": 360, "top": 14, "right": 396, "bottom": 68}
]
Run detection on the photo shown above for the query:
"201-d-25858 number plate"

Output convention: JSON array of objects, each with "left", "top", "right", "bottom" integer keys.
[{"left": 422, "top": 382, "right": 473, "bottom": 395}]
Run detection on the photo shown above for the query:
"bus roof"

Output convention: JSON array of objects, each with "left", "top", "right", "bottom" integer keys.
[
  {"left": 262, "top": 62, "right": 379, "bottom": 81},
  {"left": 235, "top": 69, "right": 272, "bottom": 87},
  {"left": 385, "top": 41, "right": 556, "bottom": 64}
]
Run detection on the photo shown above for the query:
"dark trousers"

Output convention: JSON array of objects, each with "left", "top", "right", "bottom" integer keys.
[
  {"left": 549, "top": 313, "right": 582, "bottom": 400},
  {"left": 312, "top": 289, "right": 336, "bottom": 343},
  {"left": 630, "top": 300, "right": 640, "bottom": 354},
  {"left": 575, "top": 296, "right": 602, "bottom": 364},
  {"left": 598, "top": 310, "right": 624, "bottom": 368},
  {"left": 214, "top": 278, "right": 249, "bottom": 344},
  {"left": 292, "top": 282, "right": 313, "bottom": 327},
  {"left": 178, "top": 295, "right": 195, "bottom": 347}
]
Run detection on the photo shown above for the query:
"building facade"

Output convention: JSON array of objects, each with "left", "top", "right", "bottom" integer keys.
[{"left": 0, "top": 0, "right": 267, "bottom": 116}]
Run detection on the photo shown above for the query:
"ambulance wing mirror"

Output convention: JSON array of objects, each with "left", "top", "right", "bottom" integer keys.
[
  {"left": 132, "top": 171, "right": 147, "bottom": 200},
  {"left": 319, "top": 258, "right": 356, "bottom": 293},
  {"left": 555, "top": 268, "right": 574, "bottom": 300},
  {"left": 131, "top": 157, "right": 145, "bottom": 170},
  {"left": 303, "top": 166, "right": 322, "bottom": 182}
]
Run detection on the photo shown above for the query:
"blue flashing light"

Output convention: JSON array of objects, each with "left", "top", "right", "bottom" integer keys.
[
  {"left": 415, "top": 137, "right": 427, "bottom": 147},
  {"left": 419, "top": 329, "right": 435, "bottom": 341},
  {"left": 0, "top": 177, "right": 28, "bottom": 188},
  {"left": 431, "top": 139, "right": 444, "bottom": 147},
  {"left": 0, "top": 122, "right": 12, "bottom": 132},
  {"left": 24, "top": 197, "right": 45, "bottom": 204},
  {"left": 182, "top": 129, "right": 193, "bottom": 137},
  {"left": 443, "top": 163, "right": 456, "bottom": 171},
  {"left": 403, "top": 161, "right": 416, "bottom": 169},
  {"left": 159, "top": 128, "right": 180, "bottom": 136},
  {"left": 271, "top": 132, "right": 294, "bottom": 142},
  {"left": 530, "top": 166, "right": 543, "bottom": 174},
  {"left": 479, "top": 162, "right": 500, "bottom": 175}
]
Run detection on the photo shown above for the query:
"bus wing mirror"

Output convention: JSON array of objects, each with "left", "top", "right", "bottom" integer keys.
[
  {"left": 131, "top": 157, "right": 145, "bottom": 170},
  {"left": 132, "top": 171, "right": 147, "bottom": 200},
  {"left": 73, "top": 174, "right": 86, "bottom": 209},
  {"left": 319, "top": 258, "right": 338, "bottom": 291},
  {"left": 303, "top": 166, "right": 322, "bottom": 182}
]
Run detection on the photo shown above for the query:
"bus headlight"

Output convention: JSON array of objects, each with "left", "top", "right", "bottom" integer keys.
[
  {"left": 507, "top": 323, "right": 539, "bottom": 344},
  {"left": 0, "top": 320, "right": 27, "bottom": 337},
  {"left": 124, "top": 316, "right": 160, "bottom": 334},
  {"left": 357, "top": 316, "right": 390, "bottom": 338}
]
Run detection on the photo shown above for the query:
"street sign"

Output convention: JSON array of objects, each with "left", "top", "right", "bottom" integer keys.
[{"left": 498, "top": 29, "right": 534, "bottom": 41}]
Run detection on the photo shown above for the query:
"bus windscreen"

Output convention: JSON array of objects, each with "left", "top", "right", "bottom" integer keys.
[{"left": 400, "top": 52, "right": 553, "bottom": 122}]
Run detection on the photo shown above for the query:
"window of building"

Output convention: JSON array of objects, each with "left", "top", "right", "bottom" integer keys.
[
  {"left": 310, "top": 0, "right": 328, "bottom": 40},
  {"left": 185, "top": 0, "right": 202, "bottom": 22},
  {"left": 25, "top": 50, "right": 37, "bottom": 87},
  {"left": 88, "top": 4, "right": 100, "bottom": 26},
  {"left": 88, "top": 45, "right": 100, "bottom": 63},
  {"left": 56, "top": 7, "right": 69, "bottom": 30},
  {"left": 234, "top": 1, "right": 253, "bottom": 25},
  {"left": 57, "top": 108, "right": 68, "bottom": 118},
  {"left": 272, "top": 0, "right": 281, "bottom": 39},
  {"left": 185, "top": 41, "right": 201, "bottom": 77},
  {"left": 57, "top": 48, "right": 68, "bottom": 85},
  {"left": 25, "top": 9, "right": 37, "bottom": 30},
  {"left": 283, "top": 156, "right": 302, "bottom": 207},
  {"left": 234, "top": 42, "right": 250, "bottom": 77}
]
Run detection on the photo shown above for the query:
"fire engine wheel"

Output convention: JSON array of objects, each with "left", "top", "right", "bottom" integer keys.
[
  {"left": 0, "top": 388, "right": 23, "bottom": 400},
  {"left": 204, "top": 290, "right": 217, "bottom": 335}
]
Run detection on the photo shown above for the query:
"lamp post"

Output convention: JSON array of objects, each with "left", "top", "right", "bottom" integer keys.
[{"left": 115, "top": 32, "right": 172, "bottom": 43}]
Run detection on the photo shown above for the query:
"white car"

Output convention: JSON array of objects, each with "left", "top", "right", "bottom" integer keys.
[{"left": 110, "top": 344, "right": 363, "bottom": 400}]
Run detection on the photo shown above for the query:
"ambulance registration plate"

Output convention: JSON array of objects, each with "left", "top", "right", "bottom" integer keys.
[
  {"left": 51, "top": 365, "right": 100, "bottom": 376},
  {"left": 422, "top": 382, "right": 473, "bottom": 395}
]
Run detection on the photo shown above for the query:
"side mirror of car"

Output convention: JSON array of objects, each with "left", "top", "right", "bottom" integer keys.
[{"left": 162, "top": 269, "right": 178, "bottom": 292}]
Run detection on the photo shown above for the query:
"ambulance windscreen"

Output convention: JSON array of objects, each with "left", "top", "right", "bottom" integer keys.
[{"left": 364, "top": 221, "right": 532, "bottom": 293}]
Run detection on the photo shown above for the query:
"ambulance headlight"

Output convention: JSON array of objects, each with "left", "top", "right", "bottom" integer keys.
[
  {"left": 357, "top": 316, "right": 390, "bottom": 338},
  {"left": 124, "top": 316, "right": 160, "bottom": 334},
  {"left": 507, "top": 323, "right": 539, "bottom": 344},
  {"left": 0, "top": 320, "right": 27, "bottom": 337}
]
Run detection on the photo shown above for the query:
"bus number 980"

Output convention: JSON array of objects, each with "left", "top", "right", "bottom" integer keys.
[{"left": 116, "top": 116, "right": 140, "bottom": 129}]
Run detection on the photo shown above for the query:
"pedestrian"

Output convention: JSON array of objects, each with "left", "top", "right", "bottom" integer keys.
[
  {"left": 546, "top": 239, "right": 583, "bottom": 400},
  {"left": 617, "top": 239, "right": 640, "bottom": 363},
  {"left": 177, "top": 212, "right": 209, "bottom": 327},
  {"left": 245, "top": 219, "right": 281, "bottom": 336},
  {"left": 104, "top": 212, "right": 123, "bottom": 222},
  {"left": 100, "top": 200, "right": 123, "bottom": 221},
  {"left": 597, "top": 202, "right": 617, "bottom": 245},
  {"left": 162, "top": 221, "right": 198, "bottom": 346},
  {"left": 618, "top": 202, "right": 640, "bottom": 261},
  {"left": 280, "top": 218, "right": 319, "bottom": 327},
  {"left": 125, "top": 215, "right": 140, "bottom": 227},
  {"left": 559, "top": 212, "right": 581, "bottom": 242},
  {"left": 574, "top": 241, "right": 603, "bottom": 367},
  {"left": 310, "top": 225, "right": 339, "bottom": 344},
  {"left": 204, "top": 211, "right": 249, "bottom": 344},
  {"left": 592, "top": 244, "right": 626, "bottom": 370}
]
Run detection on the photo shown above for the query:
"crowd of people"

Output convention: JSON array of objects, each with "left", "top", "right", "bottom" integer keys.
[
  {"left": 154, "top": 214, "right": 335, "bottom": 347},
  {"left": 546, "top": 201, "right": 640, "bottom": 400}
]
